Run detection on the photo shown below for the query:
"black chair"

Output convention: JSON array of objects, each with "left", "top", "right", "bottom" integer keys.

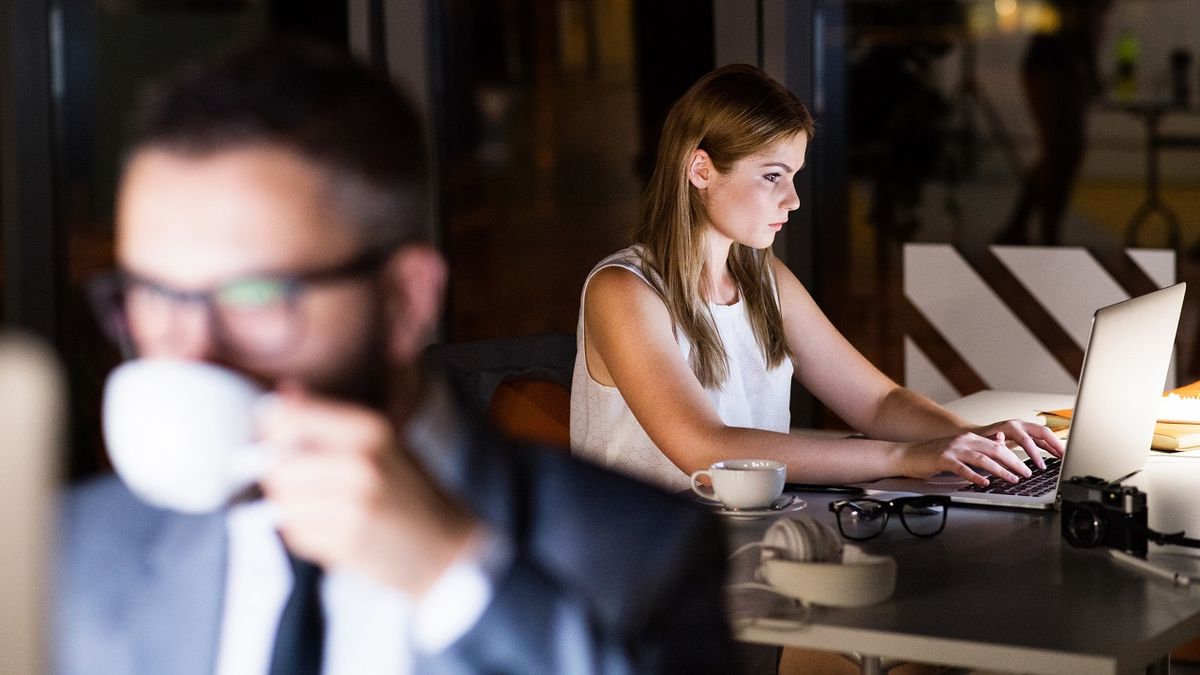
[{"left": 424, "top": 332, "right": 575, "bottom": 447}]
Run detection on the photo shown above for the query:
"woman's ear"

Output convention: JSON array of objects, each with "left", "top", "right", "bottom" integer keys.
[
  {"left": 381, "top": 244, "right": 447, "bottom": 365},
  {"left": 687, "top": 149, "right": 713, "bottom": 190}
]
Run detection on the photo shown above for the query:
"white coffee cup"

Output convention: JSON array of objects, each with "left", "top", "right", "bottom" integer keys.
[
  {"left": 690, "top": 459, "right": 786, "bottom": 509},
  {"left": 102, "top": 358, "right": 272, "bottom": 513}
]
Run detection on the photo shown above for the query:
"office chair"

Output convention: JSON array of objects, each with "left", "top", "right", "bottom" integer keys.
[{"left": 424, "top": 332, "right": 575, "bottom": 448}]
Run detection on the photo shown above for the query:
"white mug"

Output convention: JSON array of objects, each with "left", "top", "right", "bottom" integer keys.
[
  {"left": 102, "top": 358, "right": 272, "bottom": 513},
  {"left": 690, "top": 459, "right": 786, "bottom": 509}
]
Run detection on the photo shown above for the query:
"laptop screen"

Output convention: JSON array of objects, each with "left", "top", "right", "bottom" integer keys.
[{"left": 1061, "top": 283, "right": 1186, "bottom": 483}]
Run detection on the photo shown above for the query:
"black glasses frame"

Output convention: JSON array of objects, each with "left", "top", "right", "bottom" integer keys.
[
  {"left": 86, "top": 247, "right": 393, "bottom": 358},
  {"left": 827, "top": 495, "right": 951, "bottom": 541}
]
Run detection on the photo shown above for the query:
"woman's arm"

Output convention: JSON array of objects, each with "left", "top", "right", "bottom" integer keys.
[
  {"left": 771, "top": 257, "right": 1063, "bottom": 470},
  {"left": 770, "top": 257, "right": 967, "bottom": 438},
  {"left": 582, "top": 266, "right": 1050, "bottom": 486}
]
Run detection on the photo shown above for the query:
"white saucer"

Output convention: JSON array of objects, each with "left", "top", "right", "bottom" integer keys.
[{"left": 699, "top": 494, "right": 808, "bottom": 520}]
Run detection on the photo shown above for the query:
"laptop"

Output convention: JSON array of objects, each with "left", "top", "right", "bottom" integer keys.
[{"left": 859, "top": 282, "right": 1187, "bottom": 510}]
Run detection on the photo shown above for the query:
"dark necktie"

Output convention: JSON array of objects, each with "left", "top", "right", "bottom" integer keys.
[{"left": 268, "top": 554, "right": 325, "bottom": 675}]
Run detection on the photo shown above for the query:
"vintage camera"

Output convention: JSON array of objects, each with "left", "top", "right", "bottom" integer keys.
[{"left": 1060, "top": 476, "right": 1148, "bottom": 557}]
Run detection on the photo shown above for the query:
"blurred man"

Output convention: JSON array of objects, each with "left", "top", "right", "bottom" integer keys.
[{"left": 55, "top": 42, "right": 733, "bottom": 674}]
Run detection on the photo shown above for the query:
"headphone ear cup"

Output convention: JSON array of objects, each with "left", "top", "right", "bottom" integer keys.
[
  {"left": 758, "top": 514, "right": 897, "bottom": 607},
  {"left": 762, "top": 514, "right": 843, "bottom": 562}
]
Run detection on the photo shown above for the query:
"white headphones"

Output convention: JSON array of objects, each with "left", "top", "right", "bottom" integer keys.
[{"left": 756, "top": 514, "right": 897, "bottom": 607}]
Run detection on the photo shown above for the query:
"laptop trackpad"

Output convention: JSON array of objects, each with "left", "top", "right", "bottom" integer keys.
[{"left": 927, "top": 473, "right": 974, "bottom": 486}]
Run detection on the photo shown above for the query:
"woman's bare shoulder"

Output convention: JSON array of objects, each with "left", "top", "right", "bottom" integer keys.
[
  {"left": 584, "top": 263, "right": 676, "bottom": 346},
  {"left": 586, "top": 264, "right": 662, "bottom": 306}
]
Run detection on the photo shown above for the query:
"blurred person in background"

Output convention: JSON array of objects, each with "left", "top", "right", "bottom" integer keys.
[
  {"left": 55, "top": 41, "right": 734, "bottom": 675},
  {"left": 995, "top": 0, "right": 1114, "bottom": 246}
]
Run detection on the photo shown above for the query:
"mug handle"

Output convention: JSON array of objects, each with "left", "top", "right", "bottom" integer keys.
[
  {"left": 228, "top": 441, "right": 274, "bottom": 487},
  {"left": 690, "top": 469, "right": 716, "bottom": 501}
]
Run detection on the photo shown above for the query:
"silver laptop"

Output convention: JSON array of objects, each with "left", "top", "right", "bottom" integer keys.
[{"left": 860, "top": 282, "right": 1187, "bottom": 510}]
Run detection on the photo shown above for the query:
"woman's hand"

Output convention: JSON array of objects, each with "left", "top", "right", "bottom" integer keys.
[
  {"left": 970, "top": 419, "right": 1066, "bottom": 470},
  {"left": 897, "top": 428, "right": 1040, "bottom": 488}
]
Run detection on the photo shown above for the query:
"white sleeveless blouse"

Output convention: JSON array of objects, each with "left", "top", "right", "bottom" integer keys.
[{"left": 570, "top": 245, "right": 794, "bottom": 492}]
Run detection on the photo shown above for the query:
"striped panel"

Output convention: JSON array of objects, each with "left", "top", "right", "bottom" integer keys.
[
  {"left": 905, "top": 244, "right": 1077, "bottom": 396},
  {"left": 904, "top": 337, "right": 960, "bottom": 404},
  {"left": 1125, "top": 248, "right": 1176, "bottom": 288},
  {"left": 991, "top": 246, "right": 1128, "bottom": 348},
  {"left": 900, "top": 297, "right": 988, "bottom": 395},
  {"left": 970, "top": 247, "right": 1083, "bottom": 378},
  {"left": 992, "top": 246, "right": 1177, "bottom": 388},
  {"left": 1124, "top": 248, "right": 1178, "bottom": 387},
  {"left": 904, "top": 244, "right": 1176, "bottom": 401}
]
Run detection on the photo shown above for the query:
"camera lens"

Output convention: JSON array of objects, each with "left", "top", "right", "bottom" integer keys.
[{"left": 1065, "top": 504, "right": 1107, "bottom": 548}]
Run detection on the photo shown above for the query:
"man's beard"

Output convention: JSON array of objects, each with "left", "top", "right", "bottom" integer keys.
[{"left": 306, "top": 308, "right": 393, "bottom": 411}]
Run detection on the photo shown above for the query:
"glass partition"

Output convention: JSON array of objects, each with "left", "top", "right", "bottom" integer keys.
[{"left": 824, "top": 0, "right": 1200, "bottom": 417}]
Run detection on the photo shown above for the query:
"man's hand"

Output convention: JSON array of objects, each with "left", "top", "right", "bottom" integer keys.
[{"left": 258, "top": 383, "right": 481, "bottom": 596}]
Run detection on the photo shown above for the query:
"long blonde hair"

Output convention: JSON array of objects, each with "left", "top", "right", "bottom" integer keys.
[{"left": 636, "top": 64, "right": 815, "bottom": 388}]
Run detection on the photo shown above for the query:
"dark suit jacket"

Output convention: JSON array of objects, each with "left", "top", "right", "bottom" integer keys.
[{"left": 54, "top": 391, "right": 735, "bottom": 674}]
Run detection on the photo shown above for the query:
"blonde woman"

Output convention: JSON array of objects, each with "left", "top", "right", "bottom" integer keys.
[{"left": 570, "top": 64, "right": 1064, "bottom": 492}]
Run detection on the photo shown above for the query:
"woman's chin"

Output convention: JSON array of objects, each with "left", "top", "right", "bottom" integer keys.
[{"left": 751, "top": 233, "right": 779, "bottom": 249}]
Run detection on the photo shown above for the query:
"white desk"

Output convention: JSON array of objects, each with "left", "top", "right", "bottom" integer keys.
[
  {"left": 940, "top": 389, "right": 1074, "bottom": 428},
  {"left": 735, "top": 391, "right": 1200, "bottom": 674}
]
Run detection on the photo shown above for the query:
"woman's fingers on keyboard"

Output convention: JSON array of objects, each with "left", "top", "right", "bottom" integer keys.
[
  {"left": 1032, "top": 435, "right": 1063, "bottom": 461},
  {"left": 950, "top": 462, "right": 989, "bottom": 487},
  {"left": 1029, "top": 421, "right": 1066, "bottom": 457},
  {"left": 979, "top": 436, "right": 1032, "bottom": 479},
  {"left": 1001, "top": 420, "right": 1064, "bottom": 463},
  {"left": 1011, "top": 431, "right": 1046, "bottom": 470},
  {"left": 969, "top": 446, "right": 1023, "bottom": 482}
]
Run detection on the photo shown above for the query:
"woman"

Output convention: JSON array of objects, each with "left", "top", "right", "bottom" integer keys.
[{"left": 570, "top": 64, "right": 1063, "bottom": 492}]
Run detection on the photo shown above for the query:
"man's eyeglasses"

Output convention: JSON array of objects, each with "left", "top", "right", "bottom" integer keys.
[
  {"left": 87, "top": 248, "right": 392, "bottom": 358},
  {"left": 828, "top": 495, "right": 950, "bottom": 541}
]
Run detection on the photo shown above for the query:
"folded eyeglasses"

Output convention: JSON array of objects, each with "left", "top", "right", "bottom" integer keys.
[{"left": 828, "top": 495, "right": 950, "bottom": 541}]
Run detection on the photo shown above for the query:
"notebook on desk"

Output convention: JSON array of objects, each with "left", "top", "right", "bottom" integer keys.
[{"left": 859, "top": 282, "right": 1187, "bottom": 510}]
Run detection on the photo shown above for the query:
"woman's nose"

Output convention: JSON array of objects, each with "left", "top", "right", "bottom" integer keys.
[{"left": 782, "top": 181, "right": 800, "bottom": 211}]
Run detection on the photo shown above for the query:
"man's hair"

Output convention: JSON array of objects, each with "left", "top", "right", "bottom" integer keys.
[{"left": 126, "top": 40, "right": 429, "bottom": 249}]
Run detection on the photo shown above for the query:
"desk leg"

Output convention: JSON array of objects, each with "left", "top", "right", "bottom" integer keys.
[
  {"left": 860, "top": 656, "right": 885, "bottom": 675},
  {"left": 1125, "top": 111, "right": 1182, "bottom": 249},
  {"left": 1145, "top": 654, "right": 1170, "bottom": 674},
  {"left": 844, "top": 653, "right": 903, "bottom": 675}
]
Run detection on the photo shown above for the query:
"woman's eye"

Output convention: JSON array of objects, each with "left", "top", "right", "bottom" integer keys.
[{"left": 764, "top": 173, "right": 781, "bottom": 183}]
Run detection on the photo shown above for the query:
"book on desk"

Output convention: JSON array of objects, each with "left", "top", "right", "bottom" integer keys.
[{"left": 1040, "top": 380, "right": 1200, "bottom": 452}]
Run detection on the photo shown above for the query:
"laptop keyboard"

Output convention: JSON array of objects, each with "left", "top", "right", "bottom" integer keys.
[{"left": 957, "top": 457, "right": 1062, "bottom": 497}]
